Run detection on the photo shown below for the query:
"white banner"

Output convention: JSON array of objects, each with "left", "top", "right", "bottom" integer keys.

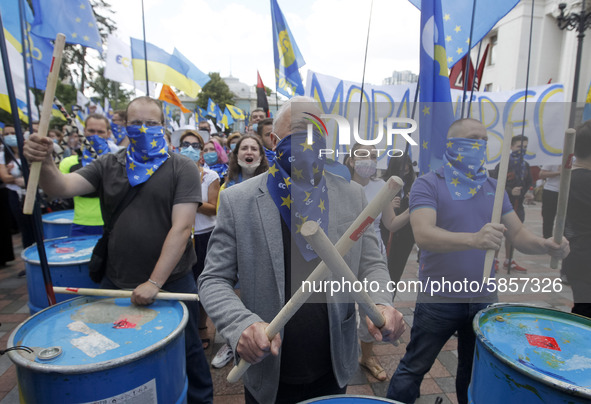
[
  {"left": 104, "top": 34, "right": 134, "bottom": 86},
  {"left": 306, "top": 70, "right": 567, "bottom": 169},
  {"left": 0, "top": 40, "right": 39, "bottom": 122}
]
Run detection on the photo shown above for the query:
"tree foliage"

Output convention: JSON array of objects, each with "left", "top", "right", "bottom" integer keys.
[
  {"left": 89, "top": 67, "right": 133, "bottom": 110},
  {"left": 196, "top": 73, "right": 236, "bottom": 110}
]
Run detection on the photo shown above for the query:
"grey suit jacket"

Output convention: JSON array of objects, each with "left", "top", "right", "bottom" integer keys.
[{"left": 198, "top": 171, "right": 393, "bottom": 403}]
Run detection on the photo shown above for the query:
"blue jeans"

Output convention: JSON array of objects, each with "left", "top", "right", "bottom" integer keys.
[
  {"left": 101, "top": 272, "right": 213, "bottom": 404},
  {"left": 387, "top": 295, "right": 494, "bottom": 404}
]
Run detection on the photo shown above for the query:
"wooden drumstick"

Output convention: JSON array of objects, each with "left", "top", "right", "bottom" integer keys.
[
  {"left": 550, "top": 128, "right": 576, "bottom": 269},
  {"left": 23, "top": 33, "right": 66, "bottom": 215},
  {"left": 301, "top": 220, "right": 385, "bottom": 328},
  {"left": 53, "top": 286, "right": 199, "bottom": 301},
  {"left": 226, "top": 176, "right": 403, "bottom": 383},
  {"left": 482, "top": 122, "right": 513, "bottom": 282}
]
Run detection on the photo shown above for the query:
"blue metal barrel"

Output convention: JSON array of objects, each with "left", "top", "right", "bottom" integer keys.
[
  {"left": 7, "top": 296, "right": 188, "bottom": 404},
  {"left": 42, "top": 210, "right": 74, "bottom": 239},
  {"left": 299, "top": 395, "right": 404, "bottom": 403},
  {"left": 21, "top": 235, "right": 101, "bottom": 314},
  {"left": 469, "top": 304, "right": 591, "bottom": 403}
]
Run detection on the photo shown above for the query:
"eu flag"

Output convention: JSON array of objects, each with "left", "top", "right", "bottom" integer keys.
[
  {"left": 418, "top": 0, "right": 454, "bottom": 175},
  {"left": 409, "top": 0, "right": 519, "bottom": 69},
  {"left": 0, "top": 0, "right": 54, "bottom": 90},
  {"left": 31, "top": 0, "right": 102, "bottom": 50},
  {"left": 270, "top": 0, "right": 305, "bottom": 97}
]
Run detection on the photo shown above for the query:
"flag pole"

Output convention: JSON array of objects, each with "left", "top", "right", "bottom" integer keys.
[
  {"left": 17, "top": 0, "right": 34, "bottom": 131},
  {"left": 0, "top": 11, "right": 57, "bottom": 306},
  {"left": 141, "top": 0, "right": 149, "bottom": 95},
  {"left": 467, "top": 41, "right": 483, "bottom": 117},
  {"left": 460, "top": 0, "right": 477, "bottom": 119},
  {"left": 405, "top": 79, "right": 420, "bottom": 157},
  {"left": 357, "top": 0, "right": 374, "bottom": 132}
]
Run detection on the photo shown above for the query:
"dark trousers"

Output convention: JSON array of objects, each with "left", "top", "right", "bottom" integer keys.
[
  {"left": 192, "top": 231, "right": 212, "bottom": 282},
  {"left": 0, "top": 188, "right": 15, "bottom": 264},
  {"left": 244, "top": 371, "right": 345, "bottom": 404},
  {"left": 7, "top": 189, "right": 35, "bottom": 248},
  {"left": 541, "top": 189, "right": 558, "bottom": 239},
  {"left": 101, "top": 272, "right": 213, "bottom": 403},
  {"left": 385, "top": 223, "right": 415, "bottom": 284},
  {"left": 387, "top": 295, "right": 494, "bottom": 404}
]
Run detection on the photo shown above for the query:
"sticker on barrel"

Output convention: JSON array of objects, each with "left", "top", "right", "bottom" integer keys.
[{"left": 525, "top": 333, "right": 561, "bottom": 351}]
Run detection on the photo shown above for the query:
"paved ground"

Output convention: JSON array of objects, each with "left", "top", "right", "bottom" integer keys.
[{"left": 0, "top": 203, "right": 575, "bottom": 404}]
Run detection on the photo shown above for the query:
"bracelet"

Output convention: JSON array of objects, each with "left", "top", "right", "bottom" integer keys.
[{"left": 148, "top": 278, "right": 163, "bottom": 289}]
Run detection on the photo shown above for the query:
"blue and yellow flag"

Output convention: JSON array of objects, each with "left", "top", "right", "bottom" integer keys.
[
  {"left": 418, "top": 0, "right": 454, "bottom": 175},
  {"left": 583, "top": 81, "right": 591, "bottom": 123},
  {"left": 31, "top": 0, "right": 102, "bottom": 50},
  {"left": 206, "top": 98, "right": 217, "bottom": 118},
  {"left": 215, "top": 104, "right": 224, "bottom": 123},
  {"left": 226, "top": 105, "right": 245, "bottom": 120},
  {"left": 130, "top": 38, "right": 205, "bottom": 98},
  {"left": 271, "top": 0, "right": 305, "bottom": 97},
  {"left": 172, "top": 48, "right": 210, "bottom": 97},
  {"left": 195, "top": 106, "right": 207, "bottom": 122},
  {"left": 0, "top": 0, "right": 54, "bottom": 90},
  {"left": 221, "top": 107, "right": 234, "bottom": 129},
  {"left": 409, "top": 0, "right": 518, "bottom": 69}
]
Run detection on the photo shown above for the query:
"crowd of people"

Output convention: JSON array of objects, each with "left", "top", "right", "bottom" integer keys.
[{"left": 1, "top": 95, "right": 587, "bottom": 403}]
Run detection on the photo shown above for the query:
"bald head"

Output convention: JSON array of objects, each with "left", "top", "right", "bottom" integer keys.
[
  {"left": 273, "top": 96, "right": 323, "bottom": 140},
  {"left": 447, "top": 118, "right": 488, "bottom": 141}
]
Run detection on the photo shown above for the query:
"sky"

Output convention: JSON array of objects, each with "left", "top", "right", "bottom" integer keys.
[{"left": 107, "top": 0, "right": 421, "bottom": 93}]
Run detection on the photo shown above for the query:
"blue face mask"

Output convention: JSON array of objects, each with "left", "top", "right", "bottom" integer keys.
[
  {"left": 230, "top": 143, "right": 236, "bottom": 151},
  {"left": 203, "top": 151, "right": 218, "bottom": 166},
  {"left": 252, "top": 123, "right": 258, "bottom": 132},
  {"left": 180, "top": 146, "right": 201, "bottom": 162},
  {"left": 3, "top": 135, "right": 17, "bottom": 147}
]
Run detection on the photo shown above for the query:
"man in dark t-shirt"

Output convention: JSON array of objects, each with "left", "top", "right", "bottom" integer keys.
[{"left": 24, "top": 96, "right": 213, "bottom": 404}]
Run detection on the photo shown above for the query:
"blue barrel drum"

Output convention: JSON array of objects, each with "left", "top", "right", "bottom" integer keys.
[
  {"left": 7, "top": 296, "right": 188, "bottom": 404},
  {"left": 21, "top": 235, "right": 101, "bottom": 314},
  {"left": 299, "top": 395, "right": 404, "bottom": 403},
  {"left": 42, "top": 210, "right": 74, "bottom": 239},
  {"left": 469, "top": 304, "right": 591, "bottom": 403}
]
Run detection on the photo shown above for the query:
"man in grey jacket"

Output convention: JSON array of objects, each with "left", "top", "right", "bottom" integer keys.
[{"left": 199, "top": 97, "right": 405, "bottom": 403}]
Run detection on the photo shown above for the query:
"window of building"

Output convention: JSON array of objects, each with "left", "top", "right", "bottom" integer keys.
[
  {"left": 485, "top": 83, "right": 493, "bottom": 92},
  {"left": 488, "top": 34, "right": 498, "bottom": 65}
]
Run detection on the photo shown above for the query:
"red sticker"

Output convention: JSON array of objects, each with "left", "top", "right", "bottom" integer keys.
[
  {"left": 66, "top": 287, "right": 79, "bottom": 292},
  {"left": 350, "top": 217, "right": 374, "bottom": 241},
  {"left": 526, "top": 334, "right": 561, "bottom": 351},
  {"left": 55, "top": 247, "right": 75, "bottom": 253},
  {"left": 565, "top": 153, "right": 574, "bottom": 170},
  {"left": 113, "top": 319, "right": 137, "bottom": 329}
]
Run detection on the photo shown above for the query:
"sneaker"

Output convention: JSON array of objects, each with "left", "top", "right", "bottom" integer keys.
[
  {"left": 505, "top": 260, "right": 527, "bottom": 273},
  {"left": 211, "top": 343, "right": 233, "bottom": 369},
  {"left": 17, "top": 270, "right": 26, "bottom": 278}
]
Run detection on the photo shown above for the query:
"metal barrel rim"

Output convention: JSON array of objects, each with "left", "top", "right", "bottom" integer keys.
[
  {"left": 7, "top": 296, "right": 189, "bottom": 375},
  {"left": 472, "top": 303, "right": 591, "bottom": 399}
]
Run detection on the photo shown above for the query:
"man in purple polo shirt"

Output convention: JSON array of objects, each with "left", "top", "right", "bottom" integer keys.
[{"left": 387, "top": 118, "right": 570, "bottom": 404}]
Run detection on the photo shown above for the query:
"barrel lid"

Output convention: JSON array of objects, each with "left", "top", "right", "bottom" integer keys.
[
  {"left": 7, "top": 297, "right": 187, "bottom": 373},
  {"left": 42, "top": 209, "right": 74, "bottom": 224},
  {"left": 299, "top": 395, "right": 403, "bottom": 403},
  {"left": 21, "top": 235, "right": 101, "bottom": 265},
  {"left": 474, "top": 304, "right": 591, "bottom": 394}
]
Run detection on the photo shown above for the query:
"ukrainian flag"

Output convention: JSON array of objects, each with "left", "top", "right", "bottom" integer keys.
[
  {"left": 583, "top": 81, "right": 591, "bottom": 123},
  {"left": 130, "top": 38, "right": 205, "bottom": 98}
]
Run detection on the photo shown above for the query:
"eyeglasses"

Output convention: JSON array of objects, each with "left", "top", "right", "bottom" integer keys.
[
  {"left": 181, "top": 141, "right": 201, "bottom": 149},
  {"left": 129, "top": 120, "right": 162, "bottom": 127}
]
